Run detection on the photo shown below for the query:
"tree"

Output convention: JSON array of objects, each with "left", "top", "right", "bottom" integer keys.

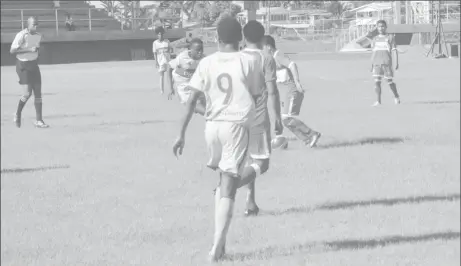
[{"left": 326, "top": 1, "right": 353, "bottom": 18}]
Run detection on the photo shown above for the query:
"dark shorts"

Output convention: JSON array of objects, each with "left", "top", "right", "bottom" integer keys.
[
  {"left": 16, "top": 59, "right": 41, "bottom": 85},
  {"left": 278, "top": 82, "right": 304, "bottom": 116},
  {"left": 372, "top": 64, "right": 393, "bottom": 79}
]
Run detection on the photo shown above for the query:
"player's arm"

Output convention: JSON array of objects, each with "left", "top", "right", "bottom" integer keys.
[
  {"left": 167, "top": 57, "right": 179, "bottom": 94},
  {"left": 10, "top": 32, "right": 35, "bottom": 54},
  {"left": 391, "top": 34, "right": 399, "bottom": 69},
  {"left": 265, "top": 57, "right": 282, "bottom": 122},
  {"left": 178, "top": 61, "right": 206, "bottom": 136}
]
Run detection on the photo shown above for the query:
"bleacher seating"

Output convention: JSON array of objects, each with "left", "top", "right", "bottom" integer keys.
[{"left": 1, "top": 0, "right": 121, "bottom": 33}]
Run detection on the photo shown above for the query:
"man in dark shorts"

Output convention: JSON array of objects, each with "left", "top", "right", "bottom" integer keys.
[
  {"left": 368, "top": 20, "right": 401, "bottom": 106},
  {"left": 10, "top": 16, "right": 49, "bottom": 128}
]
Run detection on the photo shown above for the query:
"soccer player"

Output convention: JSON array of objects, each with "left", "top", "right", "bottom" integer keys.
[
  {"left": 261, "top": 35, "right": 321, "bottom": 147},
  {"left": 167, "top": 38, "right": 206, "bottom": 114},
  {"left": 152, "top": 26, "right": 171, "bottom": 94},
  {"left": 369, "top": 20, "right": 401, "bottom": 106},
  {"left": 10, "top": 16, "right": 49, "bottom": 128},
  {"left": 239, "top": 21, "right": 283, "bottom": 216},
  {"left": 172, "top": 17, "right": 263, "bottom": 262}
]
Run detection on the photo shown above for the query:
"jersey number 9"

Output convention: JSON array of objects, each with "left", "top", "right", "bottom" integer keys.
[{"left": 217, "top": 73, "right": 233, "bottom": 105}]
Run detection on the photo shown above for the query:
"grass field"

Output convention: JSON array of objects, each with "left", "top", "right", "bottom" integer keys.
[{"left": 1, "top": 49, "right": 460, "bottom": 266}]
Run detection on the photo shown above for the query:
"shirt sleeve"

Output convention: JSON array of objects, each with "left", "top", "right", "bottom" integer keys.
[
  {"left": 275, "top": 51, "right": 292, "bottom": 69},
  {"left": 188, "top": 59, "right": 206, "bottom": 92},
  {"left": 11, "top": 31, "right": 25, "bottom": 50},
  {"left": 264, "top": 55, "right": 277, "bottom": 83}
]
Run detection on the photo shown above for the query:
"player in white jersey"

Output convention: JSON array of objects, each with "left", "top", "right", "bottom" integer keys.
[
  {"left": 152, "top": 26, "right": 171, "bottom": 94},
  {"left": 172, "top": 17, "right": 263, "bottom": 262},
  {"left": 167, "top": 38, "right": 206, "bottom": 114},
  {"left": 238, "top": 21, "right": 283, "bottom": 216},
  {"left": 261, "top": 35, "right": 321, "bottom": 147}
]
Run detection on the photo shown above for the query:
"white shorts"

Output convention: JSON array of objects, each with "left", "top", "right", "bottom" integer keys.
[
  {"left": 205, "top": 121, "right": 249, "bottom": 177},
  {"left": 176, "top": 83, "right": 190, "bottom": 104},
  {"left": 248, "top": 128, "right": 272, "bottom": 160}
]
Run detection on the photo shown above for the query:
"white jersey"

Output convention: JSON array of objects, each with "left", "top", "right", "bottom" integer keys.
[
  {"left": 188, "top": 51, "right": 260, "bottom": 126},
  {"left": 11, "top": 29, "right": 42, "bottom": 62},
  {"left": 152, "top": 39, "right": 171, "bottom": 65},
  {"left": 241, "top": 48, "right": 277, "bottom": 132}
]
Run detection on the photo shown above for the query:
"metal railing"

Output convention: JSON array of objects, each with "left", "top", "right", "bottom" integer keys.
[{"left": 0, "top": 7, "right": 179, "bottom": 34}]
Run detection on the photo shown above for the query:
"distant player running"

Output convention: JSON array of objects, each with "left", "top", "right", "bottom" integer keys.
[
  {"left": 10, "top": 16, "right": 49, "bottom": 128},
  {"left": 152, "top": 26, "right": 171, "bottom": 94},
  {"left": 167, "top": 38, "right": 206, "bottom": 114},
  {"left": 172, "top": 17, "right": 263, "bottom": 262},
  {"left": 367, "top": 20, "right": 401, "bottom": 106},
  {"left": 239, "top": 21, "right": 283, "bottom": 216},
  {"left": 261, "top": 35, "right": 321, "bottom": 147}
]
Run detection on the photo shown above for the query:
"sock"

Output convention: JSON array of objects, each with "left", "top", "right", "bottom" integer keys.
[
  {"left": 16, "top": 97, "right": 29, "bottom": 116},
  {"left": 389, "top": 83, "right": 400, "bottom": 98},
  {"left": 246, "top": 181, "right": 256, "bottom": 208},
  {"left": 237, "top": 163, "right": 261, "bottom": 188},
  {"left": 34, "top": 98, "right": 43, "bottom": 121},
  {"left": 375, "top": 83, "right": 382, "bottom": 103},
  {"left": 211, "top": 197, "right": 234, "bottom": 259}
]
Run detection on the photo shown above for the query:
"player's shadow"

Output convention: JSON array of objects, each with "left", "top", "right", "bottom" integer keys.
[
  {"left": 410, "top": 100, "right": 460, "bottom": 105},
  {"left": 1, "top": 164, "right": 70, "bottom": 174},
  {"left": 315, "top": 137, "right": 405, "bottom": 150},
  {"left": 264, "top": 193, "right": 460, "bottom": 216},
  {"left": 97, "top": 120, "right": 170, "bottom": 127},
  {"left": 46, "top": 113, "right": 99, "bottom": 119},
  {"left": 226, "top": 231, "right": 460, "bottom": 262}
]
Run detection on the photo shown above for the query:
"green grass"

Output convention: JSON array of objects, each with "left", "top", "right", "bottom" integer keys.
[{"left": 1, "top": 50, "right": 460, "bottom": 266}]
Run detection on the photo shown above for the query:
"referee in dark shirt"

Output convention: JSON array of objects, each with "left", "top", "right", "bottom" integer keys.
[{"left": 10, "top": 16, "right": 49, "bottom": 128}]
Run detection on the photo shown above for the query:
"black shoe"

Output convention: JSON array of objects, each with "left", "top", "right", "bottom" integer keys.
[{"left": 244, "top": 206, "right": 260, "bottom": 217}]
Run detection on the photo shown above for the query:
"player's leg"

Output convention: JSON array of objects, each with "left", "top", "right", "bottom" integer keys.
[
  {"left": 373, "top": 65, "right": 383, "bottom": 106},
  {"left": 282, "top": 88, "right": 321, "bottom": 147},
  {"left": 14, "top": 60, "right": 33, "bottom": 128},
  {"left": 31, "top": 66, "right": 48, "bottom": 128},
  {"left": 384, "top": 65, "right": 400, "bottom": 104},
  {"left": 158, "top": 64, "right": 167, "bottom": 94},
  {"left": 208, "top": 122, "right": 249, "bottom": 262},
  {"left": 239, "top": 127, "right": 272, "bottom": 216}
]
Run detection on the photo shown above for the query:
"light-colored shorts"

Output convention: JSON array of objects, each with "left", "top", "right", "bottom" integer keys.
[
  {"left": 205, "top": 121, "right": 249, "bottom": 177},
  {"left": 248, "top": 127, "right": 272, "bottom": 160},
  {"left": 176, "top": 83, "right": 190, "bottom": 104}
]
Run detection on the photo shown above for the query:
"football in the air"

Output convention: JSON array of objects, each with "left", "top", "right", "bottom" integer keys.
[{"left": 271, "top": 135, "right": 288, "bottom": 150}]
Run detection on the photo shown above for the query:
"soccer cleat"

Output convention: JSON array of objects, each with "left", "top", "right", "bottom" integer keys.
[
  {"left": 307, "top": 132, "right": 321, "bottom": 148},
  {"left": 34, "top": 120, "right": 49, "bottom": 128},
  {"left": 244, "top": 206, "right": 260, "bottom": 217},
  {"left": 14, "top": 114, "right": 21, "bottom": 128},
  {"left": 372, "top": 101, "right": 381, "bottom": 107},
  {"left": 394, "top": 98, "right": 401, "bottom": 105}
]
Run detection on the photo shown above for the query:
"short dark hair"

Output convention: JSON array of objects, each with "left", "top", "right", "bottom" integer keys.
[
  {"left": 261, "top": 35, "right": 276, "bottom": 49},
  {"left": 217, "top": 17, "right": 242, "bottom": 44},
  {"left": 188, "top": 38, "right": 203, "bottom": 48},
  {"left": 376, "top": 20, "right": 387, "bottom": 27},
  {"left": 155, "top": 26, "right": 165, "bottom": 34},
  {"left": 243, "top": 20, "right": 265, "bottom": 44}
]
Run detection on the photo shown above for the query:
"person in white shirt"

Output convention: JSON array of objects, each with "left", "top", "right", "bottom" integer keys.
[
  {"left": 172, "top": 16, "right": 264, "bottom": 262},
  {"left": 152, "top": 26, "right": 171, "bottom": 94},
  {"left": 10, "top": 17, "right": 49, "bottom": 128}
]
